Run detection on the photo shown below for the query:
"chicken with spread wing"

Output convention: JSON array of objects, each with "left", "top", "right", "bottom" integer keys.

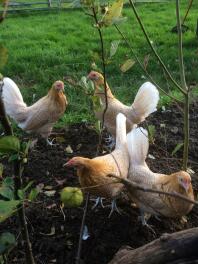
[{"left": 87, "top": 71, "right": 159, "bottom": 138}]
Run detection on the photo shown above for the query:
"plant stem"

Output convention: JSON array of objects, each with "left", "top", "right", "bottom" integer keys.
[
  {"left": 176, "top": 0, "right": 189, "bottom": 170},
  {"left": 0, "top": 84, "right": 35, "bottom": 264},
  {"left": 13, "top": 161, "right": 35, "bottom": 264},
  {"left": 75, "top": 192, "right": 90, "bottom": 264},
  {"left": 128, "top": 0, "right": 186, "bottom": 95},
  {"left": 92, "top": 7, "right": 108, "bottom": 130},
  {"left": 114, "top": 24, "right": 182, "bottom": 104}
]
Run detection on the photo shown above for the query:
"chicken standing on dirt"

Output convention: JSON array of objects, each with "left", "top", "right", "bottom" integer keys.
[
  {"left": 2, "top": 78, "right": 67, "bottom": 145},
  {"left": 65, "top": 113, "right": 129, "bottom": 216},
  {"left": 126, "top": 127, "right": 194, "bottom": 226},
  {"left": 87, "top": 71, "right": 159, "bottom": 138}
]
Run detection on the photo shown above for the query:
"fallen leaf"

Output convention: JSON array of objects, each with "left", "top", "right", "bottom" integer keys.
[
  {"left": 148, "top": 154, "right": 155, "bottom": 160},
  {"left": 44, "top": 185, "right": 53, "bottom": 190},
  {"left": 55, "top": 178, "right": 66, "bottom": 186},
  {"left": 40, "top": 226, "right": 55, "bottom": 236},
  {"left": 55, "top": 136, "right": 65, "bottom": 143},
  {"left": 44, "top": 190, "right": 56, "bottom": 197},
  {"left": 76, "top": 144, "right": 82, "bottom": 150},
  {"left": 120, "top": 59, "right": 135, "bottom": 72},
  {"left": 65, "top": 145, "right": 73, "bottom": 154}
]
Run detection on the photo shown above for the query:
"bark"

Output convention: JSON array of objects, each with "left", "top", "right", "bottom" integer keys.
[{"left": 109, "top": 228, "right": 198, "bottom": 264}]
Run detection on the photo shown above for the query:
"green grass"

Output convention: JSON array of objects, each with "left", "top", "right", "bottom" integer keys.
[{"left": 0, "top": 0, "right": 198, "bottom": 125}]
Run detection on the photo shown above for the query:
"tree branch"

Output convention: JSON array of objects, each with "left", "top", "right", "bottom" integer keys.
[
  {"left": 128, "top": 0, "right": 186, "bottom": 95},
  {"left": 114, "top": 24, "right": 182, "bottom": 104}
]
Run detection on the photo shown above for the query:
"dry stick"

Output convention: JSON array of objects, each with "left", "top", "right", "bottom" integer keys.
[
  {"left": 176, "top": 0, "right": 189, "bottom": 171},
  {"left": 114, "top": 24, "right": 182, "bottom": 104},
  {"left": 178, "top": 0, "right": 194, "bottom": 26},
  {"left": 128, "top": 0, "right": 186, "bottom": 96},
  {"left": 75, "top": 192, "right": 90, "bottom": 264},
  {"left": 0, "top": 81, "right": 35, "bottom": 264},
  {"left": 75, "top": 7, "right": 109, "bottom": 264},
  {"left": 108, "top": 174, "right": 197, "bottom": 206}
]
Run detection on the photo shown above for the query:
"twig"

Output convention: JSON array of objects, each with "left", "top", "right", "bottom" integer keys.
[
  {"left": 0, "top": 81, "right": 35, "bottom": 264},
  {"left": 128, "top": 0, "right": 186, "bottom": 95},
  {"left": 176, "top": 0, "right": 189, "bottom": 171},
  {"left": 108, "top": 174, "right": 197, "bottom": 206},
  {"left": 92, "top": 6, "right": 109, "bottom": 149},
  {"left": 75, "top": 192, "right": 90, "bottom": 264},
  {"left": 114, "top": 24, "right": 182, "bottom": 104}
]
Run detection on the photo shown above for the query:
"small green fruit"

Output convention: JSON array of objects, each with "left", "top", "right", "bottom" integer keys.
[{"left": 60, "top": 187, "right": 83, "bottom": 208}]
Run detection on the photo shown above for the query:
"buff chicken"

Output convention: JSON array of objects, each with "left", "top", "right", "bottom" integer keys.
[
  {"left": 126, "top": 127, "right": 194, "bottom": 226},
  {"left": 64, "top": 113, "right": 129, "bottom": 216},
  {"left": 2, "top": 77, "right": 67, "bottom": 145},
  {"left": 87, "top": 71, "right": 159, "bottom": 138}
]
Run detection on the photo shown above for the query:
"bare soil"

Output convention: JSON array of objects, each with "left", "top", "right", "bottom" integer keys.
[{"left": 1, "top": 102, "right": 198, "bottom": 264}]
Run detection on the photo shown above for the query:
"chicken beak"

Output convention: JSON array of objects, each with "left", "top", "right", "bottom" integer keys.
[
  {"left": 63, "top": 161, "right": 69, "bottom": 167},
  {"left": 182, "top": 181, "right": 190, "bottom": 193}
]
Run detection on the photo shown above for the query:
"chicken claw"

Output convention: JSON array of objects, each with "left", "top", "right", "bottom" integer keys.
[
  {"left": 91, "top": 197, "right": 105, "bottom": 210},
  {"left": 108, "top": 199, "right": 121, "bottom": 218},
  {"left": 46, "top": 138, "right": 57, "bottom": 146}
]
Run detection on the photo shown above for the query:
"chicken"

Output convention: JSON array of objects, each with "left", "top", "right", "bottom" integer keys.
[
  {"left": 126, "top": 127, "right": 194, "bottom": 226},
  {"left": 65, "top": 113, "right": 129, "bottom": 216},
  {"left": 87, "top": 71, "right": 159, "bottom": 138},
  {"left": 2, "top": 77, "right": 67, "bottom": 144}
]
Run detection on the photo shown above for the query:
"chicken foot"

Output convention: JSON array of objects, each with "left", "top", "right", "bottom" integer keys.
[
  {"left": 139, "top": 209, "right": 156, "bottom": 235},
  {"left": 91, "top": 197, "right": 105, "bottom": 210},
  {"left": 108, "top": 199, "right": 122, "bottom": 218}
]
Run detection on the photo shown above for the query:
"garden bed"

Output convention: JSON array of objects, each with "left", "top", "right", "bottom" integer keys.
[{"left": 2, "top": 102, "right": 198, "bottom": 264}]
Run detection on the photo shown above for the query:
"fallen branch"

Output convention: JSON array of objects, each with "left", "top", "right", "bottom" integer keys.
[{"left": 109, "top": 227, "right": 198, "bottom": 264}]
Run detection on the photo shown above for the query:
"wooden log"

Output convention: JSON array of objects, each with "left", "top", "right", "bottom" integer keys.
[{"left": 109, "top": 228, "right": 198, "bottom": 264}]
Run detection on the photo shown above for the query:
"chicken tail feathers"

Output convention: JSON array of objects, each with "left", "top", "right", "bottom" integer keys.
[
  {"left": 115, "top": 113, "right": 127, "bottom": 148},
  {"left": 127, "top": 127, "right": 148, "bottom": 166},
  {"left": 131, "top": 82, "right": 159, "bottom": 123},
  {"left": 2, "top": 78, "right": 27, "bottom": 123}
]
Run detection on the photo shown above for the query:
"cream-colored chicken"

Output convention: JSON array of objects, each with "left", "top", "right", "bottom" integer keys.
[
  {"left": 126, "top": 127, "right": 194, "bottom": 225},
  {"left": 2, "top": 78, "right": 67, "bottom": 144},
  {"left": 87, "top": 71, "right": 159, "bottom": 137},
  {"left": 65, "top": 113, "right": 129, "bottom": 216}
]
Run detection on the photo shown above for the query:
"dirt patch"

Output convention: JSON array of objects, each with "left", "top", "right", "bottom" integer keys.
[{"left": 1, "top": 102, "right": 198, "bottom": 264}]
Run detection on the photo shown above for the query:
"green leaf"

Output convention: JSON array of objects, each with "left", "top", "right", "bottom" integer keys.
[
  {"left": 0, "top": 200, "right": 21, "bottom": 223},
  {"left": 100, "top": 0, "right": 124, "bottom": 27},
  {"left": 2, "top": 177, "right": 13, "bottom": 188},
  {"left": 0, "top": 164, "right": 3, "bottom": 177},
  {"left": 120, "top": 59, "right": 135, "bottom": 72},
  {"left": 0, "top": 186, "right": 14, "bottom": 200},
  {"left": 28, "top": 188, "right": 39, "bottom": 202},
  {"left": 110, "top": 40, "right": 121, "bottom": 58},
  {"left": 0, "top": 232, "right": 16, "bottom": 255},
  {"left": 91, "top": 95, "right": 103, "bottom": 112},
  {"left": 21, "top": 140, "right": 31, "bottom": 156},
  {"left": 8, "top": 154, "right": 19, "bottom": 163},
  {"left": 0, "top": 136, "right": 20, "bottom": 154},
  {"left": 147, "top": 125, "right": 155, "bottom": 143},
  {"left": 23, "top": 181, "right": 34, "bottom": 193},
  {"left": 0, "top": 177, "right": 14, "bottom": 200},
  {"left": 17, "top": 189, "right": 25, "bottom": 200},
  {"left": 171, "top": 143, "right": 184, "bottom": 156},
  {"left": 93, "top": 120, "right": 101, "bottom": 134}
]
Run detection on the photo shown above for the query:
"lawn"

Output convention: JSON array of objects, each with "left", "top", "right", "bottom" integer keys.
[{"left": 1, "top": 0, "right": 198, "bottom": 125}]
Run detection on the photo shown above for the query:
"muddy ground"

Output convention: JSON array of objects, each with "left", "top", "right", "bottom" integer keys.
[{"left": 1, "top": 102, "right": 198, "bottom": 264}]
